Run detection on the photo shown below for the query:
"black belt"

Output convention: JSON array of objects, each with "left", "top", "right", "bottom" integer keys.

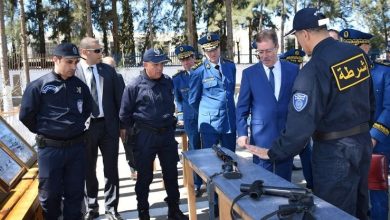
[
  {"left": 313, "top": 123, "right": 370, "bottom": 141},
  {"left": 36, "top": 133, "right": 86, "bottom": 148},
  {"left": 90, "top": 117, "right": 105, "bottom": 122},
  {"left": 135, "top": 122, "right": 172, "bottom": 134}
]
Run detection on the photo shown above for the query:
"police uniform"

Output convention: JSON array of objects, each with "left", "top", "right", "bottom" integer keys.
[
  {"left": 19, "top": 43, "right": 92, "bottom": 219},
  {"left": 119, "top": 48, "right": 188, "bottom": 220},
  {"left": 268, "top": 9, "right": 374, "bottom": 219},
  {"left": 279, "top": 48, "right": 313, "bottom": 189},
  {"left": 173, "top": 45, "right": 202, "bottom": 191},
  {"left": 340, "top": 28, "right": 390, "bottom": 220},
  {"left": 189, "top": 33, "right": 237, "bottom": 151}
]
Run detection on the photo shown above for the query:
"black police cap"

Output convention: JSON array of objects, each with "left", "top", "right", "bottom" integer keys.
[{"left": 53, "top": 43, "right": 81, "bottom": 58}]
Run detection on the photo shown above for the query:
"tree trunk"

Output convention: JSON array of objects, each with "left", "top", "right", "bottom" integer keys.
[
  {"left": 0, "top": 0, "right": 13, "bottom": 111},
  {"left": 259, "top": 2, "right": 264, "bottom": 31},
  {"left": 36, "top": 0, "right": 46, "bottom": 67},
  {"left": 19, "top": 0, "right": 30, "bottom": 92},
  {"left": 86, "top": 0, "right": 93, "bottom": 37},
  {"left": 280, "top": 0, "right": 286, "bottom": 53},
  {"left": 147, "top": 0, "right": 153, "bottom": 48},
  {"left": 112, "top": 0, "right": 119, "bottom": 55},
  {"left": 186, "top": 0, "right": 194, "bottom": 46},
  {"left": 225, "top": 0, "right": 234, "bottom": 60}
]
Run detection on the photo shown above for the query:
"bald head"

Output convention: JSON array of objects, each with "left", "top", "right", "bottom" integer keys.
[
  {"left": 80, "top": 37, "right": 100, "bottom": 49},
  {"left": 102, "top": 56, "right": 116, "bottom": 68}
]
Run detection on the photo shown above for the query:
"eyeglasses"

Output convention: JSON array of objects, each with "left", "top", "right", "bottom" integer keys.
[
  {"left": 256, "top": 47, "right": 277, "bottom": 55},
  {"left": 85, "top": 48, "right": 103, "bottom": 54}
]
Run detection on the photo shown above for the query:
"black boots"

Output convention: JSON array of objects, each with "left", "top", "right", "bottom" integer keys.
[
  {"left": 166, "top": 199, "right": 189, "bottom": 220},
  {"left": 138, "top": 209, "right": 150, "bottom": 220}
]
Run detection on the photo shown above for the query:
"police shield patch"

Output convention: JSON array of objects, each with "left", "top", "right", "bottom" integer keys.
[
  {"left": 77, "top": 99, "right": 83, "bottom": 113},
  {"left": 293, "top": 93, "right": 308, "bottom": 112}
]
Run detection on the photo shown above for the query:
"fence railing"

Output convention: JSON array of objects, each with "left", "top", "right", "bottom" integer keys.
[{"left": 7, "top": 53, "right": 259, "bottom": 70}]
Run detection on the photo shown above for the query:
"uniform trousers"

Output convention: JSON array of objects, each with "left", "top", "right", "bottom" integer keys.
[
  {"left": 184, "top": 118, "right": 202, "bottom": 188},
  {"left": 133, "top": 127, "right": 180, "bottom": 210},
  {"left": 312, "top": 133, "right": 372, "bottom": 220},
  {"left": 201, "top": 132, "right": 236, "bottom": 152},
  {"left": 38, "top": 143, "right": 85, "bottom": 220}
]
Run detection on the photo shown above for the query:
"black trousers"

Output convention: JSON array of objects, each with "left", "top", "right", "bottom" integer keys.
[
  {"left": 84, "top": 119, "right": 120, "bottom": 213},
  {"left": 312, "top": 132, "right": 372, "bottom": 220},
  {"left": 133, "top": 127, "right": 180, "bottom": 211}
]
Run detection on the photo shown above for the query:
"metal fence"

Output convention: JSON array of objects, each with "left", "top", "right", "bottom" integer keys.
[{"left": 7, "top": 52, "right": 259, "bottom": 70}]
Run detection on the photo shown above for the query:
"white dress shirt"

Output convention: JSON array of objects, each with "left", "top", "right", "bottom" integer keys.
[
  {"left": 263, "top": 59, "right": 282, "bottom": 100},
  {"left": 81, "top": 62, "right": 104, "bottom": 117}
]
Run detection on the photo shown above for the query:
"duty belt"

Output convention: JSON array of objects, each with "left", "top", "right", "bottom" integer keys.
[
  {"left": 313, "top": 123, "right": 369, "bottom": 141},
  {"left": 135, "top": 122, "right": 172, "bottom": 134},
  {"left": 36, "top": 133, "right": 86, "bottom": 148}
]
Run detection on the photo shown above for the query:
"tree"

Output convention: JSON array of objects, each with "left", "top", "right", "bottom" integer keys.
[
  {"left": 0, "top": 0, "right": 13, "bottom": 111},
  {"left": 19, "top": 0, "right": 30, "bottom": 91},
  {"left": 26, "top": 0, "right": 47, "bottom": 58},
  {"left": 86, "top": 0, "right": 93, "bottom": 37},
  {"left": 186, "top": 0, "right": 195, "bottom": 46},
  {"left": 225, "top": 0, "right": 234, "bottom": 59},
  {"left": 111, "top": 0, "right": 119, "bottom": 56},
  {"left": 47, "top": 0, "right": 74, "bottom": 42},
  {"left": 119, "top": 0, "right": 136, "bottom": 66}
]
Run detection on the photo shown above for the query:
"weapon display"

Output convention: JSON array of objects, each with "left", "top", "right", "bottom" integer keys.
[
  {"left": 212, "top": 145, "right": 242, "bottom": 179},
  {"left": 239, "top": 180, "right": 316, "bottom": 220}
]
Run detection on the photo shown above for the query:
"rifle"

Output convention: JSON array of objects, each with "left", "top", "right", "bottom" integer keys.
[{"left": 212, "top": 145, "right": 242, "bottom": 179}]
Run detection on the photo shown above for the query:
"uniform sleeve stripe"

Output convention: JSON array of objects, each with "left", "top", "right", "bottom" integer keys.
[{"left": 373, "top": 122, "right": 389, "bottom": 136}]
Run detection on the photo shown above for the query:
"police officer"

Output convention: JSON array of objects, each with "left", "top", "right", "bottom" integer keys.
[
  {"left": 119, "top": 48, "right": 188, "bottom": 220},
  {"left": 173, "top": 45, "right": 203, "bottom": 196},
  {"left": 245, "top": 8, "right": 374, "bottom": 219},
  {"left": 340, "top": 28, "right": 390, "bottom": 220},
  {"left": 19, "top": 43, "right": 92, "bottom": 219},
  {"left": 279, "top": 48, "right": 313, "bottom": 189},
  {"left": 189, "top": 33, "right": 237, "bottom": 151}
]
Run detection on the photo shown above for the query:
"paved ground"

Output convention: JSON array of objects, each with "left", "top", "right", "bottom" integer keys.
[{"left": 94, "top": 138, "right": 308, "bottom": 220}]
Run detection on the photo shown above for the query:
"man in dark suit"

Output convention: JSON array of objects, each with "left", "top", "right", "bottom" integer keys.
[
  {"left": 236, "top": 30, "right": 299, "bottom": 181},
  {"left": 76, "top": 37, "right": 125, "bottom": 220}
]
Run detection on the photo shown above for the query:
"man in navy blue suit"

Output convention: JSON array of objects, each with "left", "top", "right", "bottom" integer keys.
[
  {"left": 236, "top": 29, "right": 299, "bottom": 181},
  {"left": 189, "top": 33, "right": 236, "bottom": 151}
]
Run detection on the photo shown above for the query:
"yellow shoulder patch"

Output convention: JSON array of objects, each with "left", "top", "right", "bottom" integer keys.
[
  {"left": 330, "top": 53, "right": 370, "bottom": 91},
  {"left": 191, "top": 62, "right": 203, "bottom": 70}
]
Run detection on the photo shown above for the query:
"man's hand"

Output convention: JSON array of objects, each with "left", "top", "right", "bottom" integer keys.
[
  {"left": 371, "top": 138, "right": 377, "bottom": 147},
  {"left": 237, "top": 136, "right": 248, "bottom": 147},
  {"left": 120, "top": 129, "right": 126, "bottom": 143},
  {"left": 244, "top": 144, "right": 270, "bottom": 160}
]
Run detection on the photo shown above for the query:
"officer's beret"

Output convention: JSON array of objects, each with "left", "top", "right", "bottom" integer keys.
[
  {"left": 339, "top": 29, "right": 373, "bottom": 46},
  {"left": 285, "top": 8, "right": 329, "bottom": 36},
  {"left": 175, "top": 45, "right": 195, "bottom": 60},
  {"left": 53, "top": 43, "right": 81, "bottom": 58},
  {"left": 143, "top": 47, "right": 171, "bottom": 63},
  {"left": 251, "top": 41, "right": 257, "bottom": 50},
  {"left": 198, "top": 33, "right": 220, "bottom": 51},
  {"left": 279, "top": 49, "right": 306, "bottom": 65}
]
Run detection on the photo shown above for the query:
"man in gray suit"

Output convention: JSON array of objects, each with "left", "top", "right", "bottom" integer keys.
[{"left": 76, "top": 37, "right": 125, "bottom": 220}]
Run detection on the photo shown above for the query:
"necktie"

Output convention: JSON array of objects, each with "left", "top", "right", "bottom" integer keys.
[
  {"left": 88, "top": 66, "right": 100, "bottom": 117},
  {"left": 215, "top": 65, "right": 222, "bottom": 78},
  {"left": 269, "top": 66, "right": 275, "bottom": 93}
]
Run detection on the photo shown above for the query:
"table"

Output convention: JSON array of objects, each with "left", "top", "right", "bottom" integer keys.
[{"left": 182, "top": 148, "right": 357, "bottom": 220}]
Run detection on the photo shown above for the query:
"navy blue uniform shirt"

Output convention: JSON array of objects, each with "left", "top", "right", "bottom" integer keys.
[
  {"left": 269, "top": 37, "right": 375, "bottom": 160},
  {"left": 119, "top": 71, "right": 176, "bottom": 128},
  {"left": 20, "top": 71, "right": 93, "bottom": 140}
]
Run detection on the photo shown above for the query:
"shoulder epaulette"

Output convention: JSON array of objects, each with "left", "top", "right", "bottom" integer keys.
[
  {"left": 374, "top": 60, "right": 390, "bottom": 67},
  {"left": 191, "top": 62, "right": 203, "bottom": 70},
  {"left": 223, "top": 58, "right": 235, "bottom": 63}
]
